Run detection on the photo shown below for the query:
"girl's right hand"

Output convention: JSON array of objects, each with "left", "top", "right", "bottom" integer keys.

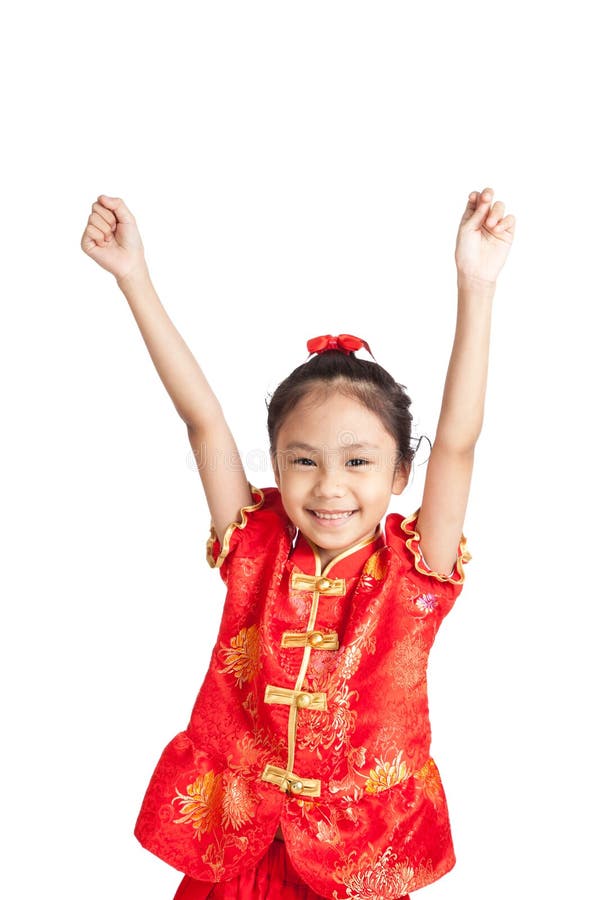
[{"left": 80, "top": 195, "right": 147, "bottom": 282}]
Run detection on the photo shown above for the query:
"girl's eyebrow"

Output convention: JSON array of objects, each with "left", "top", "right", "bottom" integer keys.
[
  {"left": 281, "top": 442, "right": 319, "bottom": 452},
  {"left": 282, "top": 441, "right": 380, "bottom": 452},
  {"left": 341, "top": 442, "right": 380, "bottom": 451}
]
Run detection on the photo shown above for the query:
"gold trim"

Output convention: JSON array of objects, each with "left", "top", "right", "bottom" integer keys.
[
  {"left": 261, "top": 764, "right": 321, "bottom": 797},
  {"left": 268, "top": 539, "right": 320, "bottom": 778},
  {"left": 400, "top": 509, "right": 471, "bottom": 585},
  {"left": 264, "top": 684, "right": 327, "bottom": 711},
  {"left": 263, "top": 523, "right": 381, "bottom": 792},
  {"left": 304, "top": 525, "right": 382, "bottom": 576},
  {"left": 291, "top": 573, "right": 346, "bottom": 594},
  {"left": 286, "top": 705, "right": 298, "bottom": 774},
  {"left": 206, "top": 485, "right": 265, "bottom": 569},
  {"left": 281, "top": 630, "right": 339, "bottom": 650}
]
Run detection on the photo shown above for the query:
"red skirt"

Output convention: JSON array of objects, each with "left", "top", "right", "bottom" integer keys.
[
  {"left": 172, "top": 838, "right": 324, "bottom": 899},
  {"left": 172, "top": 838, "right": 410, "bottom": 899}
]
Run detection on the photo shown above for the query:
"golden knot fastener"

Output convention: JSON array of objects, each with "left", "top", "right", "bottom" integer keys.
[
  {"left": 296, "top": 692, "right": 312, "bottom": 708},
  {"left": 261, "top": 764, "right": 322, "bottom": 797},
  {"left": 308, "top": 631, "right": 324, "bottom": 647},
  {"left": 316, "top": 576, "right": 332, "bottom": 591}
]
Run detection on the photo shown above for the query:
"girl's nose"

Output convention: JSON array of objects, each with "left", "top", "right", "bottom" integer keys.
[{"left": 314, "top": 469, "right": 345, "bottom": 498}]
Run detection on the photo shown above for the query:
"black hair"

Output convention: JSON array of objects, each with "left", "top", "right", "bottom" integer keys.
[{"left": 267, "top": 350, "right": 416, "bottom": 469}]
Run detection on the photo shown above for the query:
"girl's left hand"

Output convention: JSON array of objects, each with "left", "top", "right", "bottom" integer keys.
[{"left": 455, "top": 187, "right": 516, "bottom": 285}]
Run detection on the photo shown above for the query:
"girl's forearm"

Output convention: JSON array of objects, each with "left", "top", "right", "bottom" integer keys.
[
  {"left": 116, "top": 264, "right": 220, "bottom": 430},
  {"left": 434, "top": 275, "right": 496, "bottom": 452}
]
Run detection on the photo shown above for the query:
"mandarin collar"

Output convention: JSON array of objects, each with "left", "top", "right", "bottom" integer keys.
[{"left": 289, "top": 526, "right": 385, "bottom": 580}]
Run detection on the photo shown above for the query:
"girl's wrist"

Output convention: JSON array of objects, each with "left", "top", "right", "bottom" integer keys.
[
  {"left": 116, "top": 259, "right": 151, "bottom": 291},
  {"left": 456, "top": 272, "right": 497, "bottom": 295}
]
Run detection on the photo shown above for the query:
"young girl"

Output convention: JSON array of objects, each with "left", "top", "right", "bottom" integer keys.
[{"left": 81, "top": 188, "right": 515, "bottom": 899}]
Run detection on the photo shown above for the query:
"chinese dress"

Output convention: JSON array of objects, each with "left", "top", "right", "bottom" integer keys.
[{"left": 134, "top": 486, "right": 470, "bottom": 899}]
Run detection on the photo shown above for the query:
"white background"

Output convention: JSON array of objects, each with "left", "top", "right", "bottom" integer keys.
[{"left": 2, "top": 2, "right": 598, "bottom": 898}]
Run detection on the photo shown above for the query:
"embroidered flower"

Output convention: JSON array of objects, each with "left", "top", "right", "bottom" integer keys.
[
  {"left": 415, "top": 758, "right": 444, "bottom": 807},
  {"left": 173, "top": 770, "right": 223, "bottom": 835},
  {"left": 353, "top": 618, "right": 377, "bottom": 655},
  {"left": 329, "top": 682, "right": 358, "bottom": 747},
  {"left": 220, "top": 771, "right": 256, "bottom": 830},
  {"left": 237, "top": 725, "right": 286, "bottom": 770},
  {"left": 364, "top": 549, "right": 387, "bottom": 580},
  {"left": 348, "top": 745, "right": 367, "bottom": 768},
  {"left": 342, "top": 804, "right": 359, "bottom": 824},
  {"left": 334, "top": 846, "right": 415, "bottom": 899},
  {"left": 218, "top": 624, "right": 260, "bottom": 687},
  {"left": 329, "top": 772, "right": 355, "bottom": 795},
  {"left": 364, "top": 751, "right": 409, "bottom": 794},
  {"left": 173, "top": 769, "right": 257, "bottom": 836},
  {"left": 415, "top": 592, "right": 438, "bottom": 613},
  {"left": 202, "top": 841, "right": 225, "bottom": 877},
  {"left": 339, "top": 643, "right": 362, "bottom": 679},
  {"left": 299, "top": 674, "right": 359, "bottom": 756},
  {"left": 316, "top": 818, "right": 339, "bottom": 844}
]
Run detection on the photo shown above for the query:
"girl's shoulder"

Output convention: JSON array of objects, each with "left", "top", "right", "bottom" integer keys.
[
  {"left": 384, "top": 509, "right": 471, "bottom": 588},
  {"left": 207, "top": 486, "right": 295, "bottom": 571}
]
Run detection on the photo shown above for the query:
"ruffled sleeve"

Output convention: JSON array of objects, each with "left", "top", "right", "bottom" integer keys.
[
  {"left": 399, "top": 509, "right": 471, "bottom": 585},
  {"left": 206, "top": 485, "right": 266, "bottom": 570}
]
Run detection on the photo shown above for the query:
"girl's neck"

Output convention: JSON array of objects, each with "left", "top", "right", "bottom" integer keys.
[{"left": 304, "top": 527, "right": 381, "bottom": 572}]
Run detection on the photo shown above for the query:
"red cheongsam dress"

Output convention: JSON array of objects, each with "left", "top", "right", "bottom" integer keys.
[{"left": 134, "top": 486, "right": 471, "bottom": 899}]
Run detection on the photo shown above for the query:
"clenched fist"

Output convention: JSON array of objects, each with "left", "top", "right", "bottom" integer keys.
[
  {"left": 81, "top": 195, "right": 147, "bottom": 283},
  {"left": 455, "top": 187, "right": 516, "bottom": 286}
]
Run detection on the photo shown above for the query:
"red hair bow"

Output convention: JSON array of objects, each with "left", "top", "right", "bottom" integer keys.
[{"left": 306, "top": 333, "right": 374, "bottom": 357}]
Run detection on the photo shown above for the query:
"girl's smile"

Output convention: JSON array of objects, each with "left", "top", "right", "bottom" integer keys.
[
  {"left": 306, "top": 507, "right": 359, "bottom": 531},
  {"left": 309, "top": 508, "right": 357, "bottom": 523},
  {"left": 273, "top": 391, "right": 408, "bottom": 566}
]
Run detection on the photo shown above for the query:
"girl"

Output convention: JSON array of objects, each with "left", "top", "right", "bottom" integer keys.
[{"left": 81, "top": 188, "right": 515, "bottom": 899}]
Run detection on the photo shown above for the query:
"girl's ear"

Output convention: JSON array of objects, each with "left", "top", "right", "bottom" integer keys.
[{"left": 392, "top": 464, "right": 409, "bottom": 496}]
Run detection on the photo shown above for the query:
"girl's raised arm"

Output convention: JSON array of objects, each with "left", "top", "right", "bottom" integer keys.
[
  {"left": 416, "top": 187, "right": 516, "bottom": 576},
  {"left": 81, "top": 195, "right": 253, "bottom": 543}
]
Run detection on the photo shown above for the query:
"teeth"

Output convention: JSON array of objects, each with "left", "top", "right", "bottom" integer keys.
[{"left": 313, "top": 511, "right": 353, "bottom": 520}]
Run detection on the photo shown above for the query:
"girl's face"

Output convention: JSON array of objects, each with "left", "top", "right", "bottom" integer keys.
[{"left": 272, "top": 390, "right": 408, "bottom": 566}]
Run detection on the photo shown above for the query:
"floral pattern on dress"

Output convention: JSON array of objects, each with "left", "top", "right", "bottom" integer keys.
[
  {"left": 363, "top": 548, "right": 388, "bottom": 581},
  {"left": 237, "top": 693, "right": 288, "bottom": 771},
  {"left": 220, "top": 771, "right": 258, "bottom": 830},
  {"left": 328, "top": 745, "right": 367, "bottom": 796},
  {"left": 415, "top": 592, "right": 438, "bottom": 614},
  {"left": 339, "top": 644, "right": 362, "bottom": 679},
  {"left": 364, "top": 750, "right": 409, "bottom": 794},
  {"left": 392, "top": 633, "right": 428, "bottom": 690},
  {"left": 332, "top": 845, "right": 416, "bottom": 898},
  {"left": 217, "top": 624, "right": 259, "bottom": 687},
  {"left": 173, "top": 768, "right": 257, "bottom": 837},
  {"left": 298, "top": 672, "right": 359, "bottom": 757},
  {"left": 415, "top": 757, "right": 444, "bottom": 808},
  {"left": 173, "top": 770, "right": 223, "bottom": 836}
]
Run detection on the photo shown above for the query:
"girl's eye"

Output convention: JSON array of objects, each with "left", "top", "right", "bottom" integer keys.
[
  {"left": 347, "top": 458, "right": 370, "bottom": 467},
  {"left": 293, "top": 457, "right": 316, "bottom": 467}
]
